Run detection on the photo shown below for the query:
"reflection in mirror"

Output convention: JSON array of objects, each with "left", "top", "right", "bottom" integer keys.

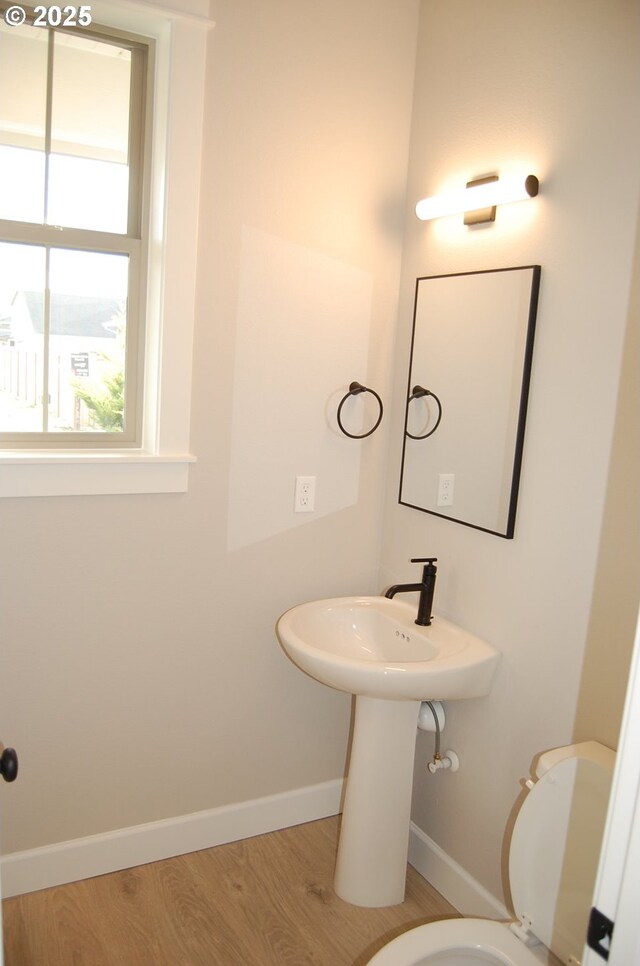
[{"left": 399, "top": 265, "right": 541, "bottom": 538}]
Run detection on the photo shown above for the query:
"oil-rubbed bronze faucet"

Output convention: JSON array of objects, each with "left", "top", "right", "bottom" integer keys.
[{"left": 385, "top": 557, "right": 437, "bottom": 626}]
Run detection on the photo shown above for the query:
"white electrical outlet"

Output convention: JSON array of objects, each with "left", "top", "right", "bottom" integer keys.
[
  {"left": 437, "top": 472, "right": 455, "bottom": 507},
  {"left": 294, "top": 475, "right": 316, "bottom": 512}
]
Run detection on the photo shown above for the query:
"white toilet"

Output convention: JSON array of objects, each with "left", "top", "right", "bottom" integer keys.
[{"left": 367, "top": 740, "right": 615, "bottom": 966}]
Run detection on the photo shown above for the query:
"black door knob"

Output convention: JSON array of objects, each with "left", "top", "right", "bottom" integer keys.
[{"left": 0, "top": 747, "right": 18, "bottom": 782}]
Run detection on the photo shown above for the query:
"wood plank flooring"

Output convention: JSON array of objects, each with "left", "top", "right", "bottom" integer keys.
[{"left": 3, "top": 816, "right": 458, "bottom": 965}]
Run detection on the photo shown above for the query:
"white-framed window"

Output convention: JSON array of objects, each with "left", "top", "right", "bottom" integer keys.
[
  {"left": 0, "top": 0, "right": 213, "bottom": 496},
  {"left": 0, "top": 9, "right": 149, "bottom": 446}
]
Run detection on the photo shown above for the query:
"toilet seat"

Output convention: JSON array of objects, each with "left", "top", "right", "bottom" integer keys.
[
  {"left": 367, "top": 741, "right": 615, "bottom": 966},
  {"left": 508, "top": 743, "right": 614, "bottom": 962},
  {"left": 366, "top": 918, "right": 543, "bottom": 965}
]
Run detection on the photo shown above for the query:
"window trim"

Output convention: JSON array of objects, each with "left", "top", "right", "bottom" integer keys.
[{"left": 0, "top": 0, "right": 214, "bottom": 496}]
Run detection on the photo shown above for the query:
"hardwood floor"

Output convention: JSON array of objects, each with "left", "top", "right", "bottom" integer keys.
[{"left": 2, "top": 816, "right": 458, "bottom": 965}]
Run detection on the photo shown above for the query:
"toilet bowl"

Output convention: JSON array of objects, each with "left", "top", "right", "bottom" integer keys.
[{"left": 367, "top": 741, "right": 615, "bottom": 966}]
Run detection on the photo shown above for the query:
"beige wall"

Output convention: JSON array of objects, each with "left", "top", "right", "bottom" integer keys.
[
  {"left": 0, "top": 0, "right": 419, "bottom": 853},
  {"left": 382, "top": 0, "right": 640, "bottom": 903},
  {"left": 573, "top": 216, "right": 640, "bottom": 749}
]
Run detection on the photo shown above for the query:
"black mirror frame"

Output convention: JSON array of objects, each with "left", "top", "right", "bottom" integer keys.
[{"left": 398, "top": 264, "right": 541, "bottom": 539}]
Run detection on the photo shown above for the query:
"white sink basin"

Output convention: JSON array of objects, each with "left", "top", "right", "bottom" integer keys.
[
  {"left": 276, "top": 594, "right": 501, "bottom": 907},
  {"left": 276, "top": 595, "right": 499, "bottom": 700}
]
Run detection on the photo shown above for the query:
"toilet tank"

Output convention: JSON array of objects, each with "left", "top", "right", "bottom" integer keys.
[{"left": 509, "top": 741, "right": 615, "bottom": 965}]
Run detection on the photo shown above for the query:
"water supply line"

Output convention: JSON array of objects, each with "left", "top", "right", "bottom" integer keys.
[
  {"left": 422, "top": 700, "right": 441, "bottom": 758},
  {"left": 418, "top": 700, "right": 459, "bottom": 774}
]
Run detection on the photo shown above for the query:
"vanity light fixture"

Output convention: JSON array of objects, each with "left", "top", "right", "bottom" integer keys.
[{"left": 415, "top": 174, "right": 539, "bottom": 225}]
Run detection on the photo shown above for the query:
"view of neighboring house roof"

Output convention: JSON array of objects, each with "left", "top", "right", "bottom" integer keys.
[
  {"left": 22, "top": 291, "right": 120, "bottom": 339},
  {"left": 0, "top": 313, "right": 11, "bottom": 342}
]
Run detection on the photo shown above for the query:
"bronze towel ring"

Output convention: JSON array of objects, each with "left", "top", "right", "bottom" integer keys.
[{"left": 337, "top": 382, "right": 384, "bottom": 439}]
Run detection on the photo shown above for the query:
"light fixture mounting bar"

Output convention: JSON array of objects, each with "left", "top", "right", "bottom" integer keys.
[{"left": 464, "top": 175, "right": 498, "bottom": 226}]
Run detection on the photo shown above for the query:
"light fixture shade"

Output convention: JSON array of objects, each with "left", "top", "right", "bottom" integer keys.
[{"left": 416, "top": 174, "right": 539, "bottom": 221}]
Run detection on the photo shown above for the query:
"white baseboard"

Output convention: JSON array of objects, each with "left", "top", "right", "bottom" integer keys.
[
  {"left": 1, "top": 778, "right": 343, "bottom": 898},
  {"left": 2, "top": 785, "right": 512, "bottom": 915},
  {"left": 408, "top": 821, "right": 509, "bottom": 920}
]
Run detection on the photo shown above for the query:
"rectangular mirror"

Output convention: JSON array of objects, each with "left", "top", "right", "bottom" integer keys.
[{"left": 399, "top": 265, "right": 541, "bottom": 538}]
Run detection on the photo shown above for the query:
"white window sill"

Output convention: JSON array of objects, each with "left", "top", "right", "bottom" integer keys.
[{"left": 0, "top": 451, "right": 196, "bottom": 497}]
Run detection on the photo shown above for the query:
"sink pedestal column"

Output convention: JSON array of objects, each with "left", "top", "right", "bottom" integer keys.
[{"left": 334, "top": 695, "right": 421, "bottom": 907}]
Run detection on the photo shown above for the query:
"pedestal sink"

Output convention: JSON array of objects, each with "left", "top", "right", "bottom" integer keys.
[{"left": 276, "top": 596, "right": 500, "bottom": 907}]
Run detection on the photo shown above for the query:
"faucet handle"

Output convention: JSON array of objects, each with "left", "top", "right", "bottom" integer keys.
[{"left": 411, "top": 557, "right": 437, "bottom": 565}]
